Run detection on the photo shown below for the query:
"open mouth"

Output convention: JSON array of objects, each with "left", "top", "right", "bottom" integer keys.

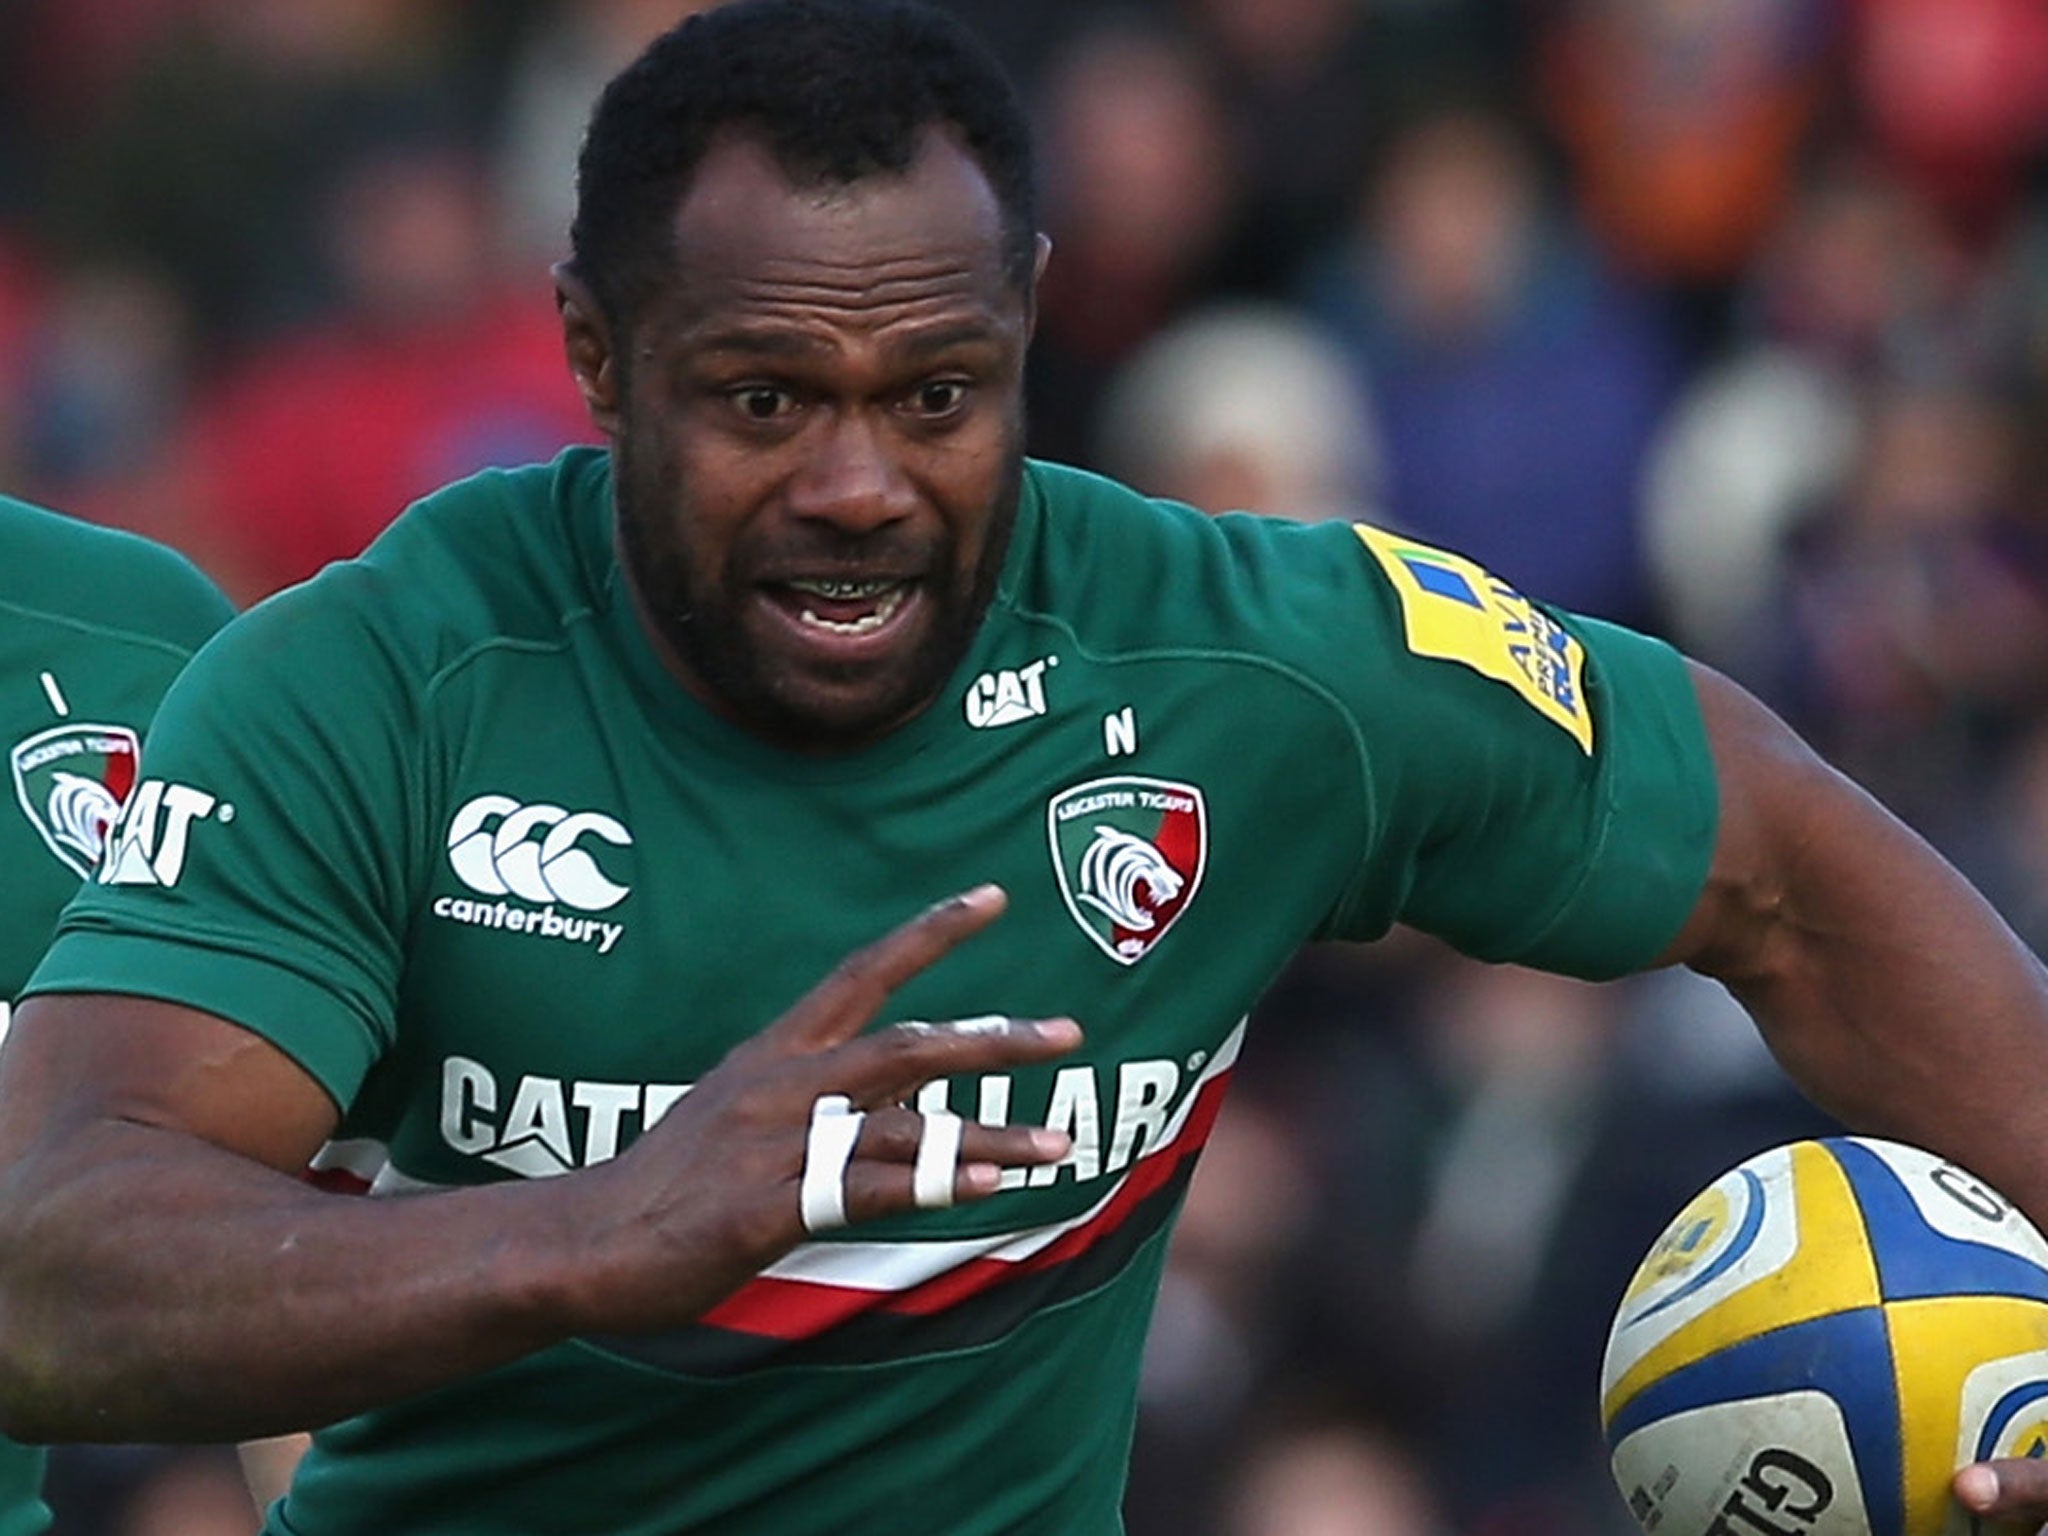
[
  {"left": 789, "top": 577, "right": 906, "bottom": 634},
  {"left": 763, "top": 577, "right": 919, "bottom": 642}
]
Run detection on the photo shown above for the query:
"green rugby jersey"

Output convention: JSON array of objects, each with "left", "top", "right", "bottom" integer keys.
[
  {"left": 29, "top": 448, "right": 1716, "bottom": 1535},
  {"left": 0, "top": 494, "right": 233, "bottom": 1536}
]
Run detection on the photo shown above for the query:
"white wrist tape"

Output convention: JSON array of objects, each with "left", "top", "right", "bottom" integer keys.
[
  {"left": 799, "top": 1094, "right": 863, "bottom": 1234},
  {"left": 912, "top": 1111, "right": 965, "bottom": 1210}
]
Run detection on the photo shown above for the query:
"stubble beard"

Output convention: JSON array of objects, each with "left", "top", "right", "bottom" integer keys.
[{"left": 613, "top": 439, "right": 1025, "bottom": 753}]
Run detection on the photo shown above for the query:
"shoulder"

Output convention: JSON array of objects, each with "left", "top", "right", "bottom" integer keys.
[
  {"left": 1011, "top": 461, "right": 1407, "bottom": 682},
  {"left": 1014, "top": 461, "right": 1634, "bottom": 759},
  {"left": 0, "top": 495, "right": 235, "bottom": 654}
]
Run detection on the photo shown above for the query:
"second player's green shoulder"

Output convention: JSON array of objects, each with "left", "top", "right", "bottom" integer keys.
[{"left": 0, "top": 493, "right": 234, "bottom": 653}]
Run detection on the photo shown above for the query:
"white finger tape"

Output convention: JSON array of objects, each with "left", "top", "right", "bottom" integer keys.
[
  {"left": 893, "top": 1014, "right": 1011, "bottom": 1037},
  {"left": 912, "top": 1112, "right": 965, "bottom": 1210},
  {"left": 799, "top": 1094, "right": 864, "bottom": 1234}
]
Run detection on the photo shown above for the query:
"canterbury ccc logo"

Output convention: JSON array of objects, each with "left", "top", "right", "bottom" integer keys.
[{"left": 445, "top": 794, "right": 633, "bottom": 912}]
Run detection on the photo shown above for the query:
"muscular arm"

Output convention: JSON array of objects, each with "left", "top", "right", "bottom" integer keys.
[
  {"left": 0, "top": 888, "right": 1077, "bottom": 1443},
  {"left": 1650, "top": 663, "right": 2048, "bottom": 1528},
  {"left": 1661, "top": 661, "right": 2048, "bottom": 1222},
  {"left": 0, "top": 995, "right": 578, "bottom": 1440}
]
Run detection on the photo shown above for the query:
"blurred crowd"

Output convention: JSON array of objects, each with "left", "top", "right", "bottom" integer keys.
[{"left": 3, "top": 0, "right": 2046, "bottom": 1531}]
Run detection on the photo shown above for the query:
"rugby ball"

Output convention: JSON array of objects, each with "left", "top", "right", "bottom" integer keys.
[{"left": 1600, "top": 1137, "right": 2048, "bottom": 1536}]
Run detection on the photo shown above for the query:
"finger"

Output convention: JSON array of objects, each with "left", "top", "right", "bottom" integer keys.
[
  {"left": 768, "top": 885, "right": 1008, "bottom": 1054},
  {"left": 797, "top": 1095, "right": 863, "bottom": 1234},
  {"left": 799, "top": 1106, "right": 1070, "bottom": 1234},
  {"left": 836, "top": 1152, "right": 1055, "bottom": 1224},
  {"left": 912, "top": 1112, "right": 963, "bottom": 1209},
  {"left": 829, "top": 1015, "right": 1083, "bottom": 1108},
  {"left": 1953, "top": 1464, "right": 1999, "bottom": 1514},
  {"left": 1954, "top": 1457, "right": 2048, "bottom": 1519},
  {"left": 850, "top": 1107, "right": 1070, "bottom": 1176}
]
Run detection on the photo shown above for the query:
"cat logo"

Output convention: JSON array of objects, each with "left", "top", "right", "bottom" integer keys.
[
  {"left": 98, "top": 779, "right": 222, "bottom": 887},
  {"left": 964, "top": 656, "right": 1056, "bottom": 729},
  {"left": 1047, "top": 775, "right": 1206, "bottom": 965},
  {"left": 10, "top": 722, "right": 141, "bottom": 878}
]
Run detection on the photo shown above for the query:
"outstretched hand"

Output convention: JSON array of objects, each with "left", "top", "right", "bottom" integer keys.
[{"left": 566, "top": 883, "right": 1081, "bottom": 1333}]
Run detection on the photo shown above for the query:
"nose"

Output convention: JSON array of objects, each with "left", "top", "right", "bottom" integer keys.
[{"left": 784, "top": 409, "right": 919, "bottom": 535}]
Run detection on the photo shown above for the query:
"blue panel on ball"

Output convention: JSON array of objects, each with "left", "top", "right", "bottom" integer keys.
[
  {"left": 1604, "top": 1308, "right": 1904, "bottom": 1536},
  {"left": 1974, "top": 1381, "right": 2048, "bottom": 1463},
  {"left": 1828, "top": 1141, "right": 2048, "bottom": 1304}
]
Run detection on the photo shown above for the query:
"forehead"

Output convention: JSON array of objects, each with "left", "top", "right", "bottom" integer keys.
[{"left": 657, "top": 128, "right": 1020, "bottom": 343}]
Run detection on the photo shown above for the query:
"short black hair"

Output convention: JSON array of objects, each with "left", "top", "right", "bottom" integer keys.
[{"left": 569, "top": 0, "right": 1038, "bottom": 330}]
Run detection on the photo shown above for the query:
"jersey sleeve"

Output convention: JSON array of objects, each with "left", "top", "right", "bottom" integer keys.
[
  {"left": 1317, "top": 523, "right": 1717, "bottom": 978},
  {"left": 22, "top": 571, "right": 421, "bottom": 1108}
]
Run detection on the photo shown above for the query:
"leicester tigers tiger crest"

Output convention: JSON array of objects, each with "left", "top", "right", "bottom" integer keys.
[
  {"left": 10, "top": 722, "right": 141, "bottom": 879},
  {"left": 1047, "top": 775, "right": 1207, "bottom": 965}
]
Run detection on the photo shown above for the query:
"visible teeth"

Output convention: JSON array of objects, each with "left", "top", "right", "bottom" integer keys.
[
  {"left": 788, "top": 578, "right": 898, "bottom": 600},
  {"left": 798, "top": 586, "right": 906, "bottom": 635}
]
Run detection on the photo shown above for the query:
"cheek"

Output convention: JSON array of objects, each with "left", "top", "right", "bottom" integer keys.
[
  {"left": 925, "top": 426, "right": 1013, "bottom": 529},
  {"left": 939, "top": 428, "right": 1021, "bottom": 549},
  {"left": 635, "top": 416, "right": 771, "bottom": 555}
]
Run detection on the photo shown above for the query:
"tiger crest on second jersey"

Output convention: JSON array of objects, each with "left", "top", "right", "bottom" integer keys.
[{"left": 10, "top": 722, "right": 141, "bottom": 879}]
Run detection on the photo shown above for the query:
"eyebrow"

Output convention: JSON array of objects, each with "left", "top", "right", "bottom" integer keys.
[{"left": 688, "top": 321, "right": 1005, "bottom": 363}]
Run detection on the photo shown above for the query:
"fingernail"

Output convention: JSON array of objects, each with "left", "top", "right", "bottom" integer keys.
[
  {"left": 962, "top": 1163, "right": 1001, "bottom": 1192},
  {"left": 1031, "top": 1130, "right": 1072, "bottom": 1158},
  {"left": 1033, "top": 1018, "right": 1082, "bottom": 1046}
]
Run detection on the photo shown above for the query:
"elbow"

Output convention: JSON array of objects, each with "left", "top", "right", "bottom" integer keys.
[
  {"left": 0, "top": 1322, "right": 71, "bottom": 1444},
  {"left": 0, "top": 1320, "right": 130, "bottom": 1444},
  {"left": 0, "top": 1192, "right": 112, "bottom": 1443}
]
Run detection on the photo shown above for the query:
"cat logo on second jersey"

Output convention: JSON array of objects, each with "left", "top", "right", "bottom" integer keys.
[
  {"left": 10, "top": 723, "right": 141, "bottom": 878},
  {"left": 99, "top": 778, "right": 223, "bottom": 887},
  {"left": 1047, "top": 775, "right": 1206, "bottom": 965}
]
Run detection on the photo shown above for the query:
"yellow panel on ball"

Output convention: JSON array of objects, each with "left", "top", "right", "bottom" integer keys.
[
  {"left": 1604, "top": 1141, "right": 1881, "bottom": 1424},
  {"left": 1886, "top": 1295, "right": 2048, "bottom": 1536}
]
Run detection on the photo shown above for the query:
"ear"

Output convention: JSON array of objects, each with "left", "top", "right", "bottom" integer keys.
[
  {"left": 554, "top": 262, "right": 622, "bottom": 438},
  {"left": 1024, "top": 233, "right": 1052, "bottom": 342}
]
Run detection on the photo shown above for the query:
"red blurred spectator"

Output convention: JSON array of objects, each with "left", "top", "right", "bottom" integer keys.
[
  {"left": 185, "top": 131, "right": 593, "bottom": 601},
  {"left": 1845, "top": 0, "right": 2048, "bottom": 245}
]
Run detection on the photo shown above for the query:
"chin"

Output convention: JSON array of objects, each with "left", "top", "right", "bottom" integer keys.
[{"left": 731, "top": 668, "right": 925, "bottom": 752}]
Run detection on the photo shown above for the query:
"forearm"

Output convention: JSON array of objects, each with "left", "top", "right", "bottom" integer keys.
[
  {"left": 0, "top": 895, "right": 1081, "bottom": 1446},
  {"left": 0, "top": 1120, "right": 595, "bottom": 1443}
]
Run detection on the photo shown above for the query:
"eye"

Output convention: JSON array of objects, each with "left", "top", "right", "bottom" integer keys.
[
  {"left": 907, "top": 379, "right": 969, "bottom": 419},
  {"left": 727, "top": 385, "right": 797, "bottom": 422}
]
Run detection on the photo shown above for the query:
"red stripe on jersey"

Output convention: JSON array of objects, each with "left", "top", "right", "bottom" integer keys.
[
  {"left": 699, "top": 1062, "right": 1232, "bottom": 1341},
  {"left": 302, "top": 1167, "right": 373, "bottom": 1196},
  {"left": 888, "top": 1070, "right": 1226, "bottom": 1316}
]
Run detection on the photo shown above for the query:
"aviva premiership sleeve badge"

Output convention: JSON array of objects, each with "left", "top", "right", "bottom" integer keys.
[
  {"left": 1353, "top": 524, "right": 1594, "bottom": 754},
  {"left": 1048, "top": 776, "right": 1207, "bottom": 965}
]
